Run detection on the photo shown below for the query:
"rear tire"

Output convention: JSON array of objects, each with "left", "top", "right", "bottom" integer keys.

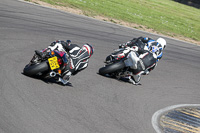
[
  {"left": 23, "top": 61, "right": 49, "bottom": 76},
  {"left": 99, "top": 61, "right": 125, "bottom": 75}
]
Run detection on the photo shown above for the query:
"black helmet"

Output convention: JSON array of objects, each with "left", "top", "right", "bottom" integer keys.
[{"left": 66, "top": 40, "right": 71, "bottom": 46}]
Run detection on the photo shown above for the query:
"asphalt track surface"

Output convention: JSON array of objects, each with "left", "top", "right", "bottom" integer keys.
[{"left": 0, "top": 0, "right": 200, "bottom": 133}]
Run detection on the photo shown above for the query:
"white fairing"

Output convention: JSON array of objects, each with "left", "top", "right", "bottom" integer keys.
[{"left": 124, "top": 51, "right": 139, "bottom": 69}]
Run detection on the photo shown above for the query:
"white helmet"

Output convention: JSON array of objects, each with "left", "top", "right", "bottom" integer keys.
[{"left": 156, "top": 38, "right": 166, "bottom": 49}]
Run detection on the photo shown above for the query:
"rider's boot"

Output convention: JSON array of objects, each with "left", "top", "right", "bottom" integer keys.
[
  {"left": 128, "top": 74, "right": 141, "bottom": 85},
  {"left": 143, "top": 69, "right": 150, "bottom": 75},
  {"left": 57, "top": 71, "right": 72, "bottom": 85}
]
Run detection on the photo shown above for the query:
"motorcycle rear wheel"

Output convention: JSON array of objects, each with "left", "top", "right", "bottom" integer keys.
[
  {"left": 99, "top": 61, "right": 125, "bottom": 75},
  {"left": 23, "top": 61, "right": 49, "bottom": 76}
]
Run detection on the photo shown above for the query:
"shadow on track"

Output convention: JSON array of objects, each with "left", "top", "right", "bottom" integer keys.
[
  {"left": 21, "top": 72, "right": 73, "bottom": 87},
  {"left": 97, "top": 72, "right": 142, "bottom": 86}
]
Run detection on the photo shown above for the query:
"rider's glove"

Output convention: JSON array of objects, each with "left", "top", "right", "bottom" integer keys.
[
  {"left": 50, "top": 41, "right": 57, "bottom": 46},
  {"left": 66, "top": 40, "right": 71, "bottom": 45},
  {"left": 119, "top": 43, "right": 127, "bottom": 48}
]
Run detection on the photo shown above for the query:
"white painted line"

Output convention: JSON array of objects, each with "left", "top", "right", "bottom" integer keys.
[{"left": 152, "top": 104, "right": 200, "bottom": 133}]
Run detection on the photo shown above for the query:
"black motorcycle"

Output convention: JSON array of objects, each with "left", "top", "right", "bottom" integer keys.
[
  {"left": 99, "top": 47, "right": 140, "bottom": 79},
  {"left": 23, "top": 50, "right": 67, "bottom": 81}
]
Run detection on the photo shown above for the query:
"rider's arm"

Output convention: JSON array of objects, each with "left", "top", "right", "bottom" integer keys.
[
  {"left": 119, "top": 37, "right": 139, "bottom": 48},
  {"left": 127, "top": 37, "right": 147, "bottom": 48},
  {"left": 48, "top": 43, "right": 60, "bottom": 51},
  {"left": 141, "top": 37, "right": 153, "bottom": 43},
  {"left": 48, "top": 40, "right": 80, "bottom": 53},
  {"left": 119, "top": 36, "right": 150, "bottom": 48},
  {"left": 66, "top": 43, "right": 80, "bottom": 51},
  {"left": 156, "top": 47, "right": 163, "bottom": 60}
]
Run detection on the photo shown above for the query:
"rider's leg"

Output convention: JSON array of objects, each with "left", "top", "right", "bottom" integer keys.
[
  {"left": 128, "top": 74, "right": 141, "bottom": 85},
  {"left": 124, "top": 51, "right": 140, "bottom": 70},
  {"left": 56, "top": 59, "right": 74, "bottom": 85},
  {"left": 57, "top": 69, "right": 72, "bottom": 85}
]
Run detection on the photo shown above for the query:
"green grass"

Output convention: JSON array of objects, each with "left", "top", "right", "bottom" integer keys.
[{"left": 34, "top": 0, "right": 200, "bottom": 41}]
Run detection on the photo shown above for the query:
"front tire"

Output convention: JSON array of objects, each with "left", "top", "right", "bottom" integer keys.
[
  {"left": 23, "top": 61, "right": 49, "bottom": 76},
  {"left": 99, "top": 61, "right": 125, "bottom": 75}
]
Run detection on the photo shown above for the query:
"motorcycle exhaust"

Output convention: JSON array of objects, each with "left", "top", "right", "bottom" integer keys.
[{"left": 50, "top": 71, "right": 56, "bottom": 77}]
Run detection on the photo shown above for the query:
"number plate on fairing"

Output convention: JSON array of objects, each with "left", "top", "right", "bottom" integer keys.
[{"left": 48, "top": 56, "right": 60, "bottom": 70}]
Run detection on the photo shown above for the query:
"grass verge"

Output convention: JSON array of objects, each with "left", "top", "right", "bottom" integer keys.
[{"left": 26, "top": 0, "right": 200, "bottom": 45}]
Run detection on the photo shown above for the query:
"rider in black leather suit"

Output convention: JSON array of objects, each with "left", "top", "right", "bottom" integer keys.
[
  {"left": 119, "top": 37, "right": 166, "bottom": 85},
  {"left": 39, "top": 40, "right": 94, "bottom": 85}
]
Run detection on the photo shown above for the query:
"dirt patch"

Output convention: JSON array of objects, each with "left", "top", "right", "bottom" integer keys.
[
  {"left": 26, "top": 0, "right": 200, "bottom": 45},
  {"left": 27, "top": 0, "right": 84, "bottom": 14}
]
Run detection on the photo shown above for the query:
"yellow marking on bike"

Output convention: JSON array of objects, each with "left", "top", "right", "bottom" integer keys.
[{"left": 48, "top": 56, "right": 60, "bottom": 70}]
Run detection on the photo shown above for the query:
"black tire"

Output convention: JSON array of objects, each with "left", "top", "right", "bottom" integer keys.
[
  {"left": 99, "top": 61, "right": 125, "bottom": 75},
  {"left": 23, "top": 61, "right": 49, "bottom": 76}
]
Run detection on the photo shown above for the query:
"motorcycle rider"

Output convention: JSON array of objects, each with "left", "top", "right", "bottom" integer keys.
[
  {"left": 36, "top": 40, "right": 94, "bottom": 85},
  {"left": 119, "top": 37, "right": 166, "bottom": 85},
  {"left": 119, "top": 36, "right": 166, "bottom": 62}
]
